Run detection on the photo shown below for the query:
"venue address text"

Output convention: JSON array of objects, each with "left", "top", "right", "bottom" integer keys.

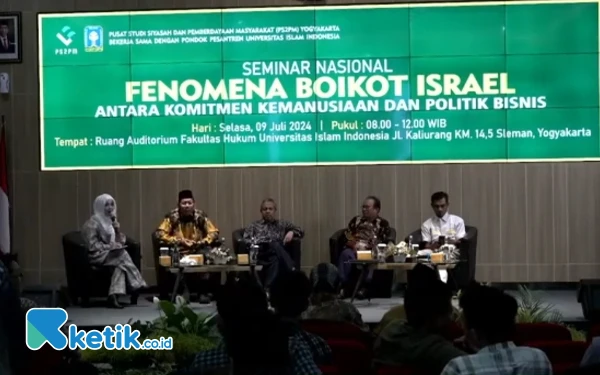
[{"left": 52, "top": 117, "right": 593, "bottom": 150}]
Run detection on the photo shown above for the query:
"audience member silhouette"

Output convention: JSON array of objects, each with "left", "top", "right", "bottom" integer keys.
[
  {"left": 0, "top": 257, "right": 26, "bottom": 375},
  {"left": 374, "top": 277, "right": 465, "bottom": 374},
  {"left": 441, "top": 283, "right": 552, "bottom": 375},
  {"left": 270, "top": 270, "right": 332, "bottom": 365},
  {"left": 186, "top": 275, "right": 321, "bottom": 375},
  {"left": 303, "top": 263, "right": 368, "bottom": 330},
  {"left": 375, "top": 263, "right": 443, "bottom": 336}
]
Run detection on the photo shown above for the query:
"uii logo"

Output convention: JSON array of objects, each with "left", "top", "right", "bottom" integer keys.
[
  {"left": 84, "top": 26, "right": 104, "bottom": 52},
  {"left": 56, "top": 26, "right": 75, "bottom": 47}
]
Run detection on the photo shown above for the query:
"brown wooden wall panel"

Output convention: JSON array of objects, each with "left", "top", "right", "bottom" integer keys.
[{"left": 1, "top": 0, "right": 600, "bottom": 286}]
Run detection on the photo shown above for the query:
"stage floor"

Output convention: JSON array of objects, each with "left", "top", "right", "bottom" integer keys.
[{"left": 65, "top": 290, "right": 585, "bottom": 328}]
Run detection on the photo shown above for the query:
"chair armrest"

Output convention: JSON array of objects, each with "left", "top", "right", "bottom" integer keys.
[
  {"left": 124, "top": 237, "right": 142, "bottom": 270},
  {"left": 458, "top": 233, "right": 476, "bottom": 263},
  {"left": 232, "top": 229, "right": 247, "bottom": 254},
  {"left": 286, "top": 238, "right": 302, "bottom": 269},
  {"left": 460, "top": 234, "right": 474, "bottom": 247},
  {"left": 152, "top": 230, "right": 172, "bottom": 247},
  {"left": 125, "top": 236, "right": 140, "bottom": 249},
  {"left": 329, "top": 229, "right": 347, "bottom": 263},
  {"left": 62, "top": 233, "right": 93, "bottom": 297},
  {"left": 63, "top": 241, "right": 91, "bottom": 269},
  {"left": 387, "top": 227, "right": 397, "bottom": 244},
  {"left": 288, "top": 237, "right": 302, "bottom": 248}
]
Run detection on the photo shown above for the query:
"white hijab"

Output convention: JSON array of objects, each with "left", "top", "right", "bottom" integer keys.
[{"left": 92, "top": 193, "right": 116, "bottom": 243}]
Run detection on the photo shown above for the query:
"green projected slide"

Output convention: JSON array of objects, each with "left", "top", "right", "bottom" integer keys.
[{"left": 38, "top": 1, "right": 600, "bottom": 170}]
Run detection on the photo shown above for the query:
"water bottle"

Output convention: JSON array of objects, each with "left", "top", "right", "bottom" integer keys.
[
  {"left": 249, "top": 237, "right": 259, "bottom": 265},
  {"left": 172, "top": 244, "right": 180, "bottom": 267},
  {"left": 369, "top": 234, "right": 377, "bottom": 260},
  {"left": 377, "top": 243, "right": 387, "bottom": 262},
  {"left": 412, "top": 244, "right": 419, "bottom": 254},
  {"left": 218, "top": 237, "right": 227, "bottom": 264},
  {"left": 408, "top": 235, "right": 413, "bottom": 249}
]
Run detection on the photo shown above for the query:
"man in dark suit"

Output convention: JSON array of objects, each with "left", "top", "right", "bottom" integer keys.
[{"left": 0, "top": 21, "right": 15, "bottom": 54}]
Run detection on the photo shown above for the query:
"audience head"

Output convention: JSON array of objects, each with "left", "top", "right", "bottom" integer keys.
[
  {"left": 216, "top": 276, "right": 268, "bottom": 322},
  {"left": 270, "top": 270, "right": 312, "bottom": 318},
  {"left": 407, "top": 263, "right": 440, "bottom": 287},
  {"left": 93, "top": 194, "right": 116, "bottom": 219},
  {"left": 362, "top": 195, "right": 381, "bottom": 219},
  {"left": 459, "top": 282, "right": 518, "bottom": 348},
  {"left": 215, "top": 277, "right": 289, "bottom": 373},
  {"left": 177, "top": 190, "right": 195, "bottom": 215},
  {"left": 430, "top": 191, "right": 450, "bottom": 218},
  {"left": 309, "top": 263, "right": 341, "bottom": 303},
  {"left": 0, "top": 253, "right": 22, "bottom": 296},
  {"left": 0, "top": 256, "right": 27, "bottom": 375},
  {"left": 260, "top": 198, "right": 277, "bottom": 222},
  {"left": 404, "top": 278, "right": 453, "bottom": 331}
]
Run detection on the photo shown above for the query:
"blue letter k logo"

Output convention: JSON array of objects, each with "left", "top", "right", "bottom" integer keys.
[{"left": 26, "top": 308, "right": 69, "bottom": 350}]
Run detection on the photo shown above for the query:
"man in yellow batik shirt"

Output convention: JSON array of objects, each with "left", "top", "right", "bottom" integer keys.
[
  {"left": 156, "top": 189, "right": 219, "bottom": 254},
  {"left": 155, "top": 189, "right": 220, "bottom": 303}
]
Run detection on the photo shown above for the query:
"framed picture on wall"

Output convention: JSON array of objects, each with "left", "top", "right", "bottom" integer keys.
[{"left": 0, "top": 12, "right": 21, "bottom": 64}]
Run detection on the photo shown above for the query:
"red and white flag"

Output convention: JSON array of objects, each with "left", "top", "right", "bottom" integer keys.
[{"left": 0, "top": 125, "right": 9, "bottom": 254}]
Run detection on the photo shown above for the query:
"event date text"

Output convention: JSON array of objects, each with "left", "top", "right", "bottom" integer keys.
[{"left": 190, "top": 118, "right": 448, "bottom": 134}]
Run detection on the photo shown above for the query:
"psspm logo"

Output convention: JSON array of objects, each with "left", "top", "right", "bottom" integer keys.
[
  {"left": 56, "top": 26, "right": 75, "bottom": 47},
  {"left": 26, "top": 308, "right": 173, "bottom": 350}
]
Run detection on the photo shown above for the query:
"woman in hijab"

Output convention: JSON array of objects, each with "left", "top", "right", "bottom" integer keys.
[
  {"left": 81, "top": 194, "right": 146, "bottom": 308},
  {"left": 302, "top": 263, "right": 368, "bottom": 330}
]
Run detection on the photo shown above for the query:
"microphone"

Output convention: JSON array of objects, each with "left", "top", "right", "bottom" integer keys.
[{"left": 111, "top": 215, "right": 118, "bottom": 233}]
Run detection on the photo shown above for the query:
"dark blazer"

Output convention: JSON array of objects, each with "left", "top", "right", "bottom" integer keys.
[{"left": 0, "top": 36, "right": 15, "bottom": 54}]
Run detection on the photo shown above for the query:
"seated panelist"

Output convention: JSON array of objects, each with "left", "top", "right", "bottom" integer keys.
[
  {"left": 154, "top": 189, "right": 220, "bottom": 303},
  {"left": 155, "top": 189, "right": 220, "bottom": 254},
  {"left": 81, "top": 194, "right": 147, "bottom": 309},
  {"left": 242, "top": 198, "right": 303, "bottom": 289},
  {"left": 421, "top": 191, "right": 465, "bottom": 284},
  {"left": 338, "top": 196, "right": 392, "bottom": 297},
  {"left": 421, "top": 191, "right": 465, "bottom": 249}
]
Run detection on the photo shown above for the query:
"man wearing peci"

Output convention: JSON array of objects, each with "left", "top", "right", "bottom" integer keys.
[
  {"left": 155, "top": 189, "right": 220, "bottom": 302},
  {"left": 156, "top": 189, "right": 220, "bottom": 253},
  {"left": 0, "top": 21, "right": 15, "bottom": 54},
  {"left": 243, "top": 198, "right": 304, "bottom": 290},
  {"left": 421, "top": 191, "right": 465, "bottom": 283}
]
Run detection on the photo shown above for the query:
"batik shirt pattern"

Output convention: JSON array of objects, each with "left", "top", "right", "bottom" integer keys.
[
  {"left": 345, "top": 216, "right": 392, "bottom": 246},
  {"left": 243, "top": 219, "right": 304, "bottom": 244}
]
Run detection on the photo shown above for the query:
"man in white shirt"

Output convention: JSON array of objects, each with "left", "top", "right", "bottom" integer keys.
[
  {"left": 421, "top": 191, "right": 466, "bottom": 248},
  {"left": 421, "top": 192, "right": 466, "bottom": 283}
]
